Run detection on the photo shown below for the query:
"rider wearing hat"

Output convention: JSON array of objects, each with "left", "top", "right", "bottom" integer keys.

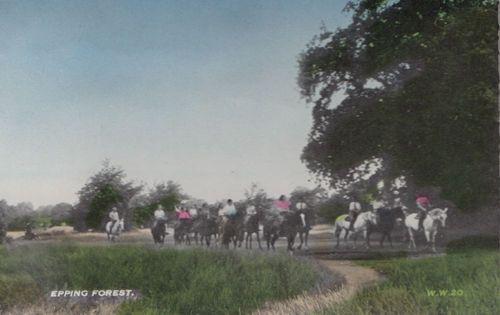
[{"left": 416, "top": 194, "right": 431, "bottom": 231}]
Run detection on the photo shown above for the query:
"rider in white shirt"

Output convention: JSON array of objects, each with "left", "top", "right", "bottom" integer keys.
[
  {"left": 348, "top": 198, "right": 361, "bottom": 231},
  {"left": 109, "top": 207, "right": 120, "bottom": 231},
  {"left": 189, "top": 208, "right": 199, "bottom": 219},
  {"left": 153, "top": 205, "right": 166, "bottom": 228},
  {"left": 221, "top": 199, "right": 237, "bottom": 219}
]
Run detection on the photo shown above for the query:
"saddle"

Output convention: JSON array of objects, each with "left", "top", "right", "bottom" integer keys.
[{"left": 415, "top": 211, "right": 427, "bottom": 220}]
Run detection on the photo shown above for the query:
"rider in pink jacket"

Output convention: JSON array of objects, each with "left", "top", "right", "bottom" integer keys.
[
  {"left": 416, "top": 195, "right": 431, "bottom": 231},
  {"left": 176, "top": 207, "right": 192, "bottom": 220}
]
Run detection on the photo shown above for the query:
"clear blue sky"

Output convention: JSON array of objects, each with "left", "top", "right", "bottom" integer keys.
[{"left": 0, "top": 0, "right": 350, "bottom": 207}]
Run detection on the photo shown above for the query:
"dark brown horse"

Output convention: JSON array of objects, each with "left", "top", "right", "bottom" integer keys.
[
  {"left": 173, "top": 219, "right": 193, "bottom": 245},
  {"left": 263, "top": 211, "right": 302, "bottom": 252},
  {"left": 367, "top": 207, "right": 405, "bottom": 247},
  {"left": 196, "top": 214, "right": 219, "bottom": 247},
  {"left": 151, "top": 219, "right": 167, "bottom": 245},
  {"left": 242, "top": 210, "right": 263, "bottom": 249}
]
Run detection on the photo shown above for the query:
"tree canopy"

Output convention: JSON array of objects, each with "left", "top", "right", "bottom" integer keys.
[
  {"left": 73, "top": 161, "right": 142, "bottom": 231},
  {"left": 131, "top": 181, "right": 186, "bottom": 226},
  {"left": 298, "top": 0, "right": 498, "bottom": 210}
]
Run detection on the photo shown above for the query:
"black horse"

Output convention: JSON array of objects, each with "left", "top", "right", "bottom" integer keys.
[
  {"left": 174, "top": 219, "right": 193, "bottom": 245},
  {"left": 151, "top": 219, "right": 167, "bottom": 245},
  {"left": 367, "top": 207, "right": 405, "bottom": 247},
  {"left": 197, "top": 215, "right": 219, "bottom": 247},
  {"left": 263, "top": 211, "right": 302, "bottom": 252},
  {"left": 242, "top": 210, "right": 263, "bottom": 250},
  {"left": 221, "top": 208, "right": 246, "bottom": 249}
]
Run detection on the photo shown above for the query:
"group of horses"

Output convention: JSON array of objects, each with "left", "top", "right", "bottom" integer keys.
[
  {"left": 333, "top": 206, "right": 449, "bottom": 252},
  {"left": 106, "top": 205, "right": 449, "bottom": 253},
  {"left": 151, "top": 208, "right": 313, "bottom": 252}
]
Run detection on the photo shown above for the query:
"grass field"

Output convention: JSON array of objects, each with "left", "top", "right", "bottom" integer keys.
[
  {"left": 319, "top": 235, "right": 499, "bottom": 315},
  {"left": 0, "top": 243, "right": 323, "bottom": 315}
]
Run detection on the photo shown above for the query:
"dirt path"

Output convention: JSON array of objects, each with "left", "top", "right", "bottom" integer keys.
[{"left": 253, "top": 259, "right": 384, "bottom": 315}]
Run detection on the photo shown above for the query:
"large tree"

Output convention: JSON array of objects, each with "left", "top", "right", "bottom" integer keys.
[
  {"left": 131, "top": 181, "right": 186, "bottom": 227},
  {"left": 73, "top": 161, "right": 142, "bottom": 231},
  {"left": 298, "top": 0, "right": 498, "bottom": 210}
]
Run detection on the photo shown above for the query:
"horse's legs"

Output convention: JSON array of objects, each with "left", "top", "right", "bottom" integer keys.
[
  {"left": 265, "top": 232, "right": 270, "bottom": 250},
  {"left": 287, "top": 235, "right": 293, "bottom": 252},
  {"left": 380, "top": 232, "right": 386, "bottom": 247},
  {"left": 430, "top": 231, "right": 437, "bottom": 252},
  {"left": 423, "top": 230, "right": 432, "bottom": 251},
  {"left": 408, "top": 228, "right": 416, "bottom": 250},
  {"left": 344, "top": 229, "right": 350, "bottom": 246},
  {"left": 364, "top": 229, "right": 370, "bottom": 249},
  {"left": 304, "top": 230, "right": 309, "bottom": 249},
  {"left": 334, "top": 226, "right": 341, "bottom": 248},
  {"left": 271, "top": 233, "right": 278, "bottom": 251},
  {"left": 256, "top": 231, "right": 263, "bottom": 250},
  {"left": 388, "top": 233, "right": 393, "bottom": 248},
  {"left": 297, "top": 231, "right": 303, "bottom": 250}
]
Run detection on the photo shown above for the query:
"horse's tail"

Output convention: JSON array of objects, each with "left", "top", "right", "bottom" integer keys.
[{"left": 401, "top": 207, "right": 410, "bottom": 217}]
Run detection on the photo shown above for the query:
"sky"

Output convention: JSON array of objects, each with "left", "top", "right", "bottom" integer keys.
[{"left": 0, "top": 0, "right": 351, "bottom": 207}]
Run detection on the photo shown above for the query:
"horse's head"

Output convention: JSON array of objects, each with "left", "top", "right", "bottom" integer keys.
[
  {"left": 118, "top": 219, "right": 125, "bottom": 230},
  {"left": 367, "top": 210, "right": 378, "bottom": 225},
  {"left": 430, "top": 208, "right": 448, "bottom": 227},
  {"left": 299, "top": 212, "right": 306, "bottom": 228}
]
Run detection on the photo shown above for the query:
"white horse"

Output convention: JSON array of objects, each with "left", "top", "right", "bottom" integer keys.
[
  {"left": 334, "top": 211, "right": 378, "bottom": 248},
  {"left": 404, "top": 208, "right": 448, "bottom": 252},
  {"left": 105, "top": 218, "right": 124, "bottom": 242}
]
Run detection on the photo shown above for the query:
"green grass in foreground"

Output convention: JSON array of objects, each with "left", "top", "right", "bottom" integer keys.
[
  {"left": 321, "top": 236, "right": 499, "bottom": 315},
  {"left": 0, "top": 244, "right": 319, "bottom": 314}
]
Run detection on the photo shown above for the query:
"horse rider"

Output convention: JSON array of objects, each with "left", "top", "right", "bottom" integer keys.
[
  {"left": 189, "top": 207, "right": 199, "bottom": 219},
  {"left": 245, "top": 205, "right": 257, "bottom": 225},
  {"left": 348, "top": 195, "right": 362, "bottom": 231},
  {"left": 273, "top": 195, "right": 291, "bottom": 225},
  {"left": 153, "top": 205, "right": 167, "bottom": 229},
  {"left": 109, "top": 206, "right": 120, "bottom": 231},
  {"left": 24, "top": 222, "right": 36, "bottom": 239},
  {"left": 220, "top": 199, "right": 237, "bottom": 222},
  {"left": 176, "top": 206, "right": 192, "bottom": 221},
  {"left": 416, "top": 194, "right": 431, "bottom": 231},
  {"left": 200, "top": 203, "right": 211, "bottom": 218},
  {"left": 246, "top": 205, "right": 257, "bottom": 216}
]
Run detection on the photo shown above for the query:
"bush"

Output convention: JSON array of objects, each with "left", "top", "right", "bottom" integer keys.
[
  {"left": 0, "top": 274, "right": 41, "bottom": 309},
  {"left": 0, "top": 244, "right": 320, "bottom": 314}
]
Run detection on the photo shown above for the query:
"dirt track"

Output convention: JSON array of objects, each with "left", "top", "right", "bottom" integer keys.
[{"left": 253, "top": 259, "right": 384, "bottom": 315}]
